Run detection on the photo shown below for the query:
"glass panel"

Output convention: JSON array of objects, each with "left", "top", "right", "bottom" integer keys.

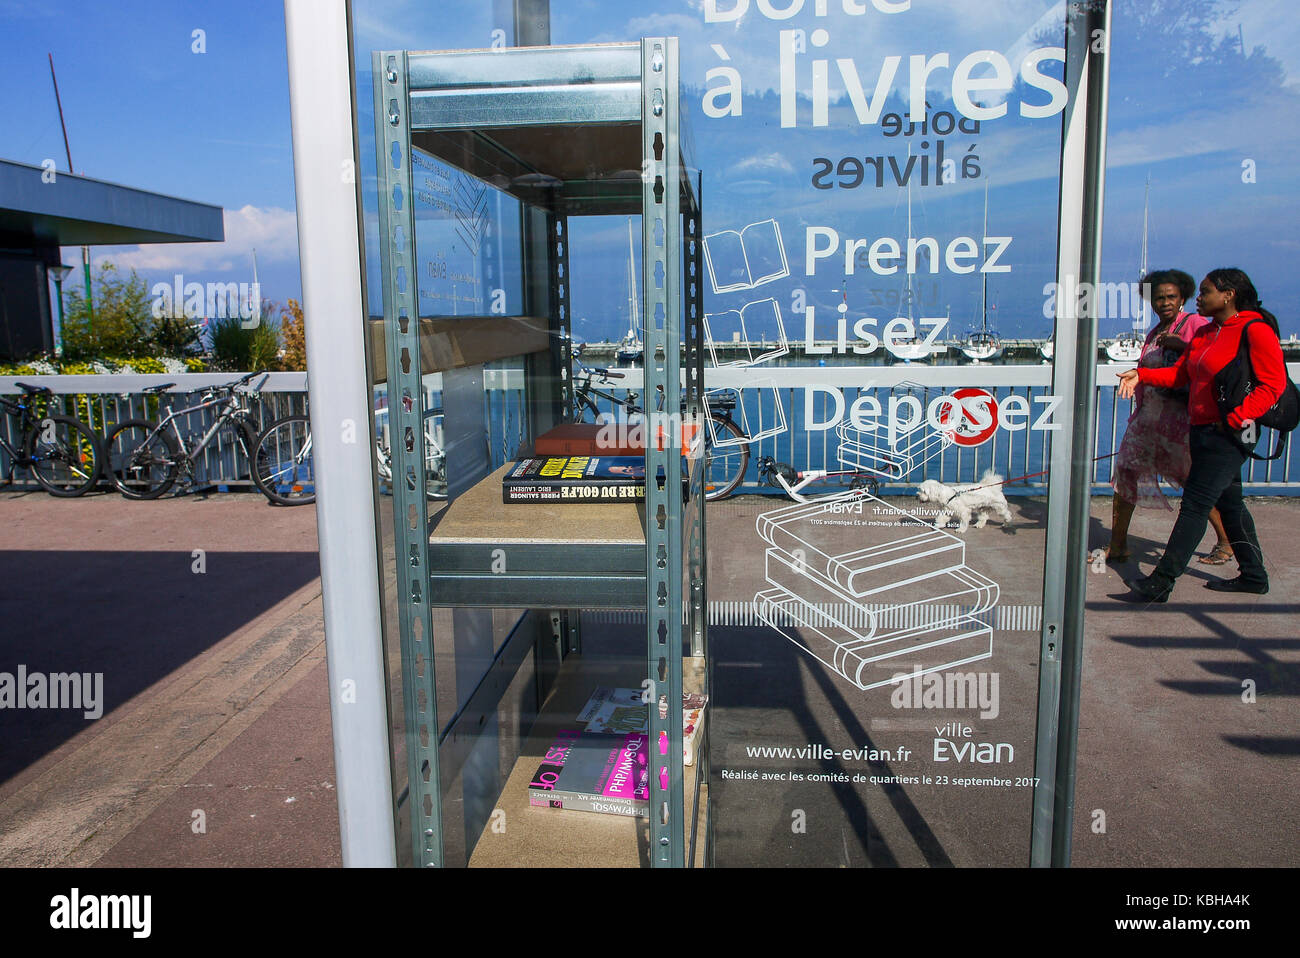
[
  {"left": 347, "top": 0, "right": 1300, "bottom": 870},
  {"left": 410, "top": 146, "right": 525, "bottom": 318}
]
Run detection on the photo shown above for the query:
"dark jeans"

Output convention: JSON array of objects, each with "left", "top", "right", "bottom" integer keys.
[{"left": 1150, "top": 424, "right": 1267, "bottom": 590}]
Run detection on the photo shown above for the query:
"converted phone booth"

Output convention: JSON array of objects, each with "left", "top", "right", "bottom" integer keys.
[{"left": 283, "top": 0, "right": 1114, "bottom": 867}]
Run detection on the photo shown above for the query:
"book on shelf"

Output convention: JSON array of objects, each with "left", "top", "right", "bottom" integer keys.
[
  {"left": 534, "top": 423, "right": 643, "bottom": 457},
  {"left": 502, "top": 455, "right": 690, "bottom": 504},
  {"left": 527, "top": 731, "right": 649, "bottom": 818},
  {"left": 576, "top": 687, "right": 709, "bottom": 767},
  {"left": 576, "top": 686, "right": 645, "bottom": 723},
  {"left": 533, "top": 422, "right": 702, "bottom": 458}
]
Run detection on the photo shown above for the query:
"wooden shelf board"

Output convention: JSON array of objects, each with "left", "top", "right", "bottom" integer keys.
[{"left": 468, "top": 652, "right": 705, "bottom": 868}]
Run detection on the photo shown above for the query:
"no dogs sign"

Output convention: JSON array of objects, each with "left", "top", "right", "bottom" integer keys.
[{"left": 940, "top": 388, "right": 1000, "bottom": 447}]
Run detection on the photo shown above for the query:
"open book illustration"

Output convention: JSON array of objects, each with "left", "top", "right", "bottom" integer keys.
[
  {"left": 702, "top": 218, "right": 790, "bottom": 294},
  {"left": 751, "top": 492, "right": 999, "bottom": 691},
  {"left": 703, "top": 298, "right": 789, "bottom": 367},
  {"left": 706, "top": 380, "right": 786, "bottom": 446}
]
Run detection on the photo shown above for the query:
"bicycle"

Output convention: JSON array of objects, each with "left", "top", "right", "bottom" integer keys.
[
  {"left": 104, "top": 371, "right": 278, "bottom": 501},
  {"left": 0, "top": 382, "right": 103, "bottom": 496},
  {"left": 570, "top": 345, "right": 749, "bottom": 501},
  {"left": 757, "top": 457, "right": 884, "bottom": 501},
  {"left": 255, "top": 401, "right": 447, "bottom": 506}
]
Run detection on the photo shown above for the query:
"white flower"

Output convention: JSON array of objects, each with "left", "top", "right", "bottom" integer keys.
[
  {"left": 90, "top": 361, "right": 112, "bottom": 374},
  {"left": 28, "top": 359, "right": 58, "bottom": 375},
  {"left": 162, "top": 357, "right": 189, "bottom": 374}
]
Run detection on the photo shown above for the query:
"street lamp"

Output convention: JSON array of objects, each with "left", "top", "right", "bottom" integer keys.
[{"left": 50, "top": 263, "right": 73, "bottom": 357}]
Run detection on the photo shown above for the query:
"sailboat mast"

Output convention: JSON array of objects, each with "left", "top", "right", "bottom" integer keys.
[
  {"left": 980, "top": 179, "right": 989, "bottom": 335},
  {"left": 1138, "top": 175, "right": 1149, "bottom": 331},
  {"left": 627, "top": 218, "right": 638, "bottom": 338}
]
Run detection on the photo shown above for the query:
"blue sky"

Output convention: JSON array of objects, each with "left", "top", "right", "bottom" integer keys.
[
  {"left": 0, "top": 1, "right": 299, "bottom": 306},
  {"left": 3, "top": 0, "right": 1297, "bottom": 343}
]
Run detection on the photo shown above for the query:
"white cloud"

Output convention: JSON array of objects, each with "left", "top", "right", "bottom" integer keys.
[
  {"left": 732, "top": 151, "right": 795, "bottom": 173},
  {"left": 90, "top": 205, "right": 300, "bottom": 274}
]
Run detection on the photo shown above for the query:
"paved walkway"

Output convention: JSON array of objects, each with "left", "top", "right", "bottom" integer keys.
[{"left": 0, "top": 488, "right": 1295, "bottom": 867}]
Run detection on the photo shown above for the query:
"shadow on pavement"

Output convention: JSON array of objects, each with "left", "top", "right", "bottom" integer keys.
[{"left": 0, "top": 550, "right": 320, "bottom": 785}]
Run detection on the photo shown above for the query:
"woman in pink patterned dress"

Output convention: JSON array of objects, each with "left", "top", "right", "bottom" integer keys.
[{"left": 1106, "top": 269, "right": 1232, "bottom": 563}]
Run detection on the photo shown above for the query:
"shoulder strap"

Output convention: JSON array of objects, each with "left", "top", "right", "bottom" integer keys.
[{"left": 1246, "top": 431, "right": 1288, "bottom": 461}]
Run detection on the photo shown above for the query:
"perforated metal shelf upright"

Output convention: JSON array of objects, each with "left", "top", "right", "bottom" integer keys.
[{"left": 372, "top": 38, "right": 708, "bottom": 868}]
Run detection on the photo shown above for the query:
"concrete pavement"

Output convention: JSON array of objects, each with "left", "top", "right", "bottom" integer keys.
[{"left": 0, "top": 487, "right": 1295, "bottom": 867}]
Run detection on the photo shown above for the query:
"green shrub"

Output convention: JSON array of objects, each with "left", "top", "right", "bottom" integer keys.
[
  {"left": 209, "top": 312, "right": 281, "bottom": 373},
  {"left": 60, "top": 264, "right": 154, "bottom": 360}
]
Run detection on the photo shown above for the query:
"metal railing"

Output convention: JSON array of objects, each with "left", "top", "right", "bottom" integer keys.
[
  {"left": 5, "top": 365, "right": 1297, "bottom": 495},
  {"left": 0, "top": 373, "right": 309, "bottom": 491}
]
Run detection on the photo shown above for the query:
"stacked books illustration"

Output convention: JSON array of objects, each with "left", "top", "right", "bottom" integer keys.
[
  {"left": 751, "top": 492, "right": 998, "bottom": 691},
  {"left": 833, "top": 385, "right": 954, "bottom": 484}
]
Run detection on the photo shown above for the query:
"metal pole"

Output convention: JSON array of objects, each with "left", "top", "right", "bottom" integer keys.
[
  {"left": 54, "top": 276, "right": 65, "bottom": 357},
  {"left": 48, "top": 54, "right": 94, "bottom": 327},
  {"left": 283, "top": 0, "right": 397, "bottom": 867},
  {"left": 1030, "top": 0, "right": 1112, "bottom": 867}
]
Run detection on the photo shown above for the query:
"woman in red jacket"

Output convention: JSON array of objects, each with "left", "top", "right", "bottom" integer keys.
[{"left": 1115, "top": 268, "right": 1286, "bottom": 602}]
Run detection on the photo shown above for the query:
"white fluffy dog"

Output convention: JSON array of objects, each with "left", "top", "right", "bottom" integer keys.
[{"left": 916, "top": 470, "right": 1013, "bottom": 533}]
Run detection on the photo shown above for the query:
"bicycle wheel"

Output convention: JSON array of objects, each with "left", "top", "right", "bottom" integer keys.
[
  {"left": 571, "top": 393, "right": 602, "bottom": 424},
  {"left": 105, "top": 419, "right": 180, "bottom": 499},
  {"left": 702, "top": 415, "right": 749, "bottom": 501},
  {"left": 26, "top": 414, "right": 103, "bottom": 497},
  {"left": 424, "top": 412, "right": 447, "bottom": 500},
  {"left": 252, "top": 414, "right": 315, "bottom": 505}
]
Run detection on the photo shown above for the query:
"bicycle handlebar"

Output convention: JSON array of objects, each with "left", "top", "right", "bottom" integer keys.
[
  {"left": 571, "top": 356, "right": 625, "bottom": 383},
  {"left": 201, "top": 370, "right": 266, "bottom": 398}
]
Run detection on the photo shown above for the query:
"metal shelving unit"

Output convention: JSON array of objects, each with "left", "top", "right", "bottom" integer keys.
[{"left": 372, "top": 38, "right": 707, "bottom": 868}]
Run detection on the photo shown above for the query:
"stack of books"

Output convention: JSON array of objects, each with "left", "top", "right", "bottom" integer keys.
[
  {"left": 502, "top": 454, "right": 691, "bottom": 504},
  {"left": 527, "top": 687, "right": 708, "bottom": 818}
]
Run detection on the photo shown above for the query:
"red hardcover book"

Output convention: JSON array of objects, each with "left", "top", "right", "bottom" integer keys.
[
  {"left": 534, "top": 422, "right": 702, "bottom": 457},
  {"left": 534, "top": 423, "right": 642, "bottom": 456}
]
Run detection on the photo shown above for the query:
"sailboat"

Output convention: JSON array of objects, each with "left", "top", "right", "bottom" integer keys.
[
  {"left": 615, "top": 218, "right": 643, "bottom": 364},
  {"left": 1105, "top": 177, "right": 1150, "bottom": 363},
  {"left": 888, "top": 165, "right": 934, "bottom": 364},
  {"left": 1039, "top": 336, "right": 1054, "bottom": 363},
  {"left": 959, "top": 181, "right": 1004, "bottom": 363}
]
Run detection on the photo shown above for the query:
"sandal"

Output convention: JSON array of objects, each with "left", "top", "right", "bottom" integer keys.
[
  {"left": 1198, "top": 544, "right": 1233, "bottom": 565},
  {"left": 1104, "top": 545, "right": 1131, "bottom": 563}
]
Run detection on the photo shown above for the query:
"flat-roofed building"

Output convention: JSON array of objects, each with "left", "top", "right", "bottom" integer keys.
[{"left": 0, "top": 158, "right": 224, "bottom": 360}]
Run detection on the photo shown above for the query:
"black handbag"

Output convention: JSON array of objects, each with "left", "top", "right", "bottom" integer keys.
[{"left": 1213, "top": 318, "right": 1300, "bottom": 461}]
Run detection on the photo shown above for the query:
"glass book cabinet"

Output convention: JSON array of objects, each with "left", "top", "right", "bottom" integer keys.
[{"left": 371, "top": 37, "right": 710, "bottom": 867}]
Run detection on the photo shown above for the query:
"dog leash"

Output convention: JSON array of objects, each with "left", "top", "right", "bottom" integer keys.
[{"left": 939, "top": 452, "right": 1119, "bottom": 505}]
